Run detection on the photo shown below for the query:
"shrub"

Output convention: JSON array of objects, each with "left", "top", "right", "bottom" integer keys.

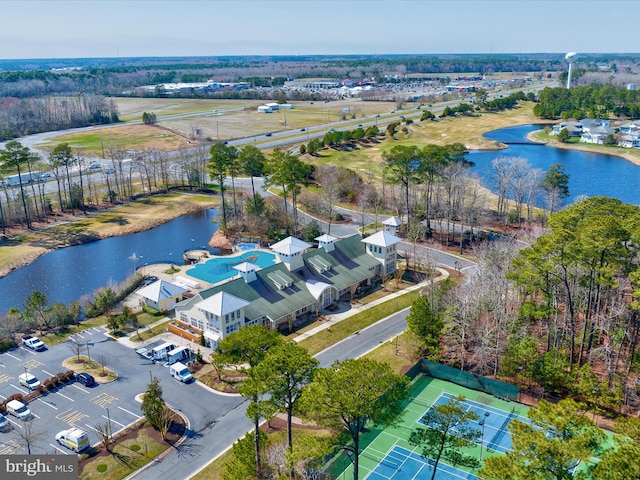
[
  {"left": 96, "top": 465, "right": 107, "bottom": 473},
  {"left": 44, "top": 380, "right": 55, "bottom": 392},
  {"left": 0, "top": 340, "right": 17, "bottom": 353}
]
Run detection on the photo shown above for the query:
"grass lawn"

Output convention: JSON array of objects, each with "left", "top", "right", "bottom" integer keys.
[
  {"left": 79, "top": 428, "right": 168, "bottom": 480},
  {"left": 61, "top": 355, "right": 118, "bottom": 382},
  {"left": 126, "top": 319, "right": 172, "bottom": 343},
  {"left": 298, "top": 289, "right": 420, "bottom": 356}
]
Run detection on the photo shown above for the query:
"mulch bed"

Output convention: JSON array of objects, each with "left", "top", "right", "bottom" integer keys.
[{"left": 78, "top": 410, "right": 186, "bottom": 474}]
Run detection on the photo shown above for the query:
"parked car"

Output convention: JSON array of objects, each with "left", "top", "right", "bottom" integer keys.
[
  {"left": 22, "top": 335, "right": 45, "bottom": 351},
  {"left": 19, "top": 373, "right": 40, "bottom": 390},
  {"left": 0, "top": 413, "right": 10, "bottom": 431},
  {"left": 6, "top": 400, "right": 31, "bottom": 420},
  {"left": 75, "top": 372, "right": 95, "bottom": 387}
]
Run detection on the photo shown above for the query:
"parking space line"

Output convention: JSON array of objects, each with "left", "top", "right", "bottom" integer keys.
[
  {"left": 117, "top": 406, "right": 142, "bottom": 419},
  {"left": 74, "top": 333, "right": 86, "bottom": 339},
  {"left": 32, "top": 413, "right": 41, "bottom": 419},
  {"left": 70, "top": 384, "right": 91, "bottom": 395},
  {"left": 19, "top": 347, "right": 37, "bottom": 356},
  {"left": 55, "top": 391, "right": 74, "bottom": 402},
  {"left": 57, "top": 408, "right": 88, "bottom": 425},
  {"left": 21, "top": 359, "right": 43, "bottom": 370},
  {"left": 0, "top": 440, "right": 21, "bottom": 454},
  {"left": 92, "top": 328, "right": 104, "bottom": 333},
  {"left": 49, "top": 444, "right": 69, "bottom": 455},
  {"left": 102, "top": 415, "right": 125, "bottom": 428},
  {"left": 36, "top": 398, "right": 58, "bottom": 410},
  {"left": 4, "top": 352, "right": 21, "bottom": 361},
  {"left": 0, "top": 394, "right": 6, "bottom": 400},
  {"left": 7, "top": 418, "right": 22, "bottom": 429},
  {"left": 92, "top": 393, "right": 118, "bottom": 408},
  {"left": 84, "top": 423, "right": 99, "bottom": 433},
  {"left": 0, "top": 363, "right": 5, "bottom": 368},
  {"left": 84, "top": 330, "right": 94, "bottom": 336},
  {"left": 42, "top": 369, "right": 55, "bottom": 377},
  {"left": 13, "top": 386, "right": 29, "bottom": 395}
]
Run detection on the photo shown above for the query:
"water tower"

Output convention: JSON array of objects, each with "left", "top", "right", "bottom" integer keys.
[{"left": 565, "top": 52, "right": 577, "bottom": 89}]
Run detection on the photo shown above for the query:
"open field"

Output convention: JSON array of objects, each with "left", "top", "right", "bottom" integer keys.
[
  {"left": 43, "top": 124, "right": 192, "bottom": 155},
  {"left": 112, "top": 97, "right": 399, "bottom": 143}
]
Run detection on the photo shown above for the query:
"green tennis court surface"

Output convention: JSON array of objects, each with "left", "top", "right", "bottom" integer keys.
[{"left": 340, "top": 374, "right": 530, "bottom": 479}]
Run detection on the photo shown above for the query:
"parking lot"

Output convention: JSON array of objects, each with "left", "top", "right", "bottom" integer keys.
[{"left": 0, "top": 328, "right": 243, "bottom": 456}]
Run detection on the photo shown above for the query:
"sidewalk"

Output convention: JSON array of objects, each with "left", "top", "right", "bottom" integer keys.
[
  {"left": 293, "top": 268, "right": 449, "bottom": 342},
  {"left": 114, "top": 317, "right": 216, "bottom": 359}
]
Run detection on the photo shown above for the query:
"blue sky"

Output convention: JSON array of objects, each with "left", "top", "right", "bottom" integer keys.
[{"left": 2, "top": 0, "right": 638, "bottom": 59}]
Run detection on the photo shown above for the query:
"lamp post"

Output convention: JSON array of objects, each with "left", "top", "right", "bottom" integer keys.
[
  {"left": 106, "top": 407, "right": 113, "bottom": 442},
  {"left": 479, "top": 411, "right": 490, "bottom": 461}
]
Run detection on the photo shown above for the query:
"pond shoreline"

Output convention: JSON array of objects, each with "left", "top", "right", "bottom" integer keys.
[{"left": 0, "top": 193, "right": 219, "bottom": 279}]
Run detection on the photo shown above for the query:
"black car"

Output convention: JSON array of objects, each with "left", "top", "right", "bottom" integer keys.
[
  {"left": 265, "top": 132, "right": 272, "bottom": 137},
  {"left": 75, "top": 373, "right": 96, "bottom": 387}
]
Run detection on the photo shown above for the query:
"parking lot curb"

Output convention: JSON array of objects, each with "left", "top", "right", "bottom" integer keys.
[{"left": 195, "top": 379, "right": 242, "bottom": 397}]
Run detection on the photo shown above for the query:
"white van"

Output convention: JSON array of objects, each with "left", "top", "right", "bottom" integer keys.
[
  {"left": 166, "top": 346, "right": 190, "bottom": 365},
  {"left": 151, "top": 342, "right": 177, "bottom": 362},
  {"left": 19, "top": 373, "right": 41, "bottom": 391},
  {"left": 170, "top": 362, "right": 193, "bottom": 383},
  {"left": 6, "top": 399, "right": 31, "bottom": 420},
  {"left": 56, "top": 428, "right": 90, "bottom": 452}
]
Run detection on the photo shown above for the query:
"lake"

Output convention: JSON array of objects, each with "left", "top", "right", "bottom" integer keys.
[{"left": 468, "top": 125, "right": 640, "bottom": 206}]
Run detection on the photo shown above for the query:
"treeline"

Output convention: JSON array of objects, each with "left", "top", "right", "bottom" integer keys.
[
  {"left": 534, "top": 85, "right": 640, "bottom": 119},
  {"left": 0, "top": 95, "right": 119, "bottom": 141},
  {"left": 412, "top": 196, "right": 640, "bottom": 415}
]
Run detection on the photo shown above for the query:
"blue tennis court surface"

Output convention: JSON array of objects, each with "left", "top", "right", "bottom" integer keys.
[
  {"left": 421, "top": 392, "right": 529, "bottom": 454},
  {"left": 365, "top": 446, "right": 477, "bottom": 480}
]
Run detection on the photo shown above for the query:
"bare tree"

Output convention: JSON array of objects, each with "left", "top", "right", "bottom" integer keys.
[
  {"left": 97, "top": 354, "right": 109, "bottom": 376},
  {"left": 13, "top": 419, "right": 44, "bottom": 454},
  {"left": 94, "top": 420, "right": 113, "bottom": 451},
  {"left": 67, "top": 340, "right": 83, "bottom": 364},
  {"left": 315, "top": 164, "right": 340, "bottom": 235}
]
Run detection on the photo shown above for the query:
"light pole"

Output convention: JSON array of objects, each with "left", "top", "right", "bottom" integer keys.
[
  {"left": 106, "top": 407, "right": 113, "bottom": 442},
  {"left": 479, "top": 411, "right": 490, "bottom": 461}
]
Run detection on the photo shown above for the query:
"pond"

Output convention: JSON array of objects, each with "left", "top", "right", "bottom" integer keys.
[{"left": 0, "top": 208, "right": 219, "bottom": 316}]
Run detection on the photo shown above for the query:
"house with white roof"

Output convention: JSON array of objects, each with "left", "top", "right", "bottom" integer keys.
[
  {"left": 137, "top": 280, "right": 189, "bottom": 312},
  {"left": 174, "top": 223, "right": 402, "bottom": 349},
  {"left": 383, "top": 216, "right": 403, "bottom": 236}
]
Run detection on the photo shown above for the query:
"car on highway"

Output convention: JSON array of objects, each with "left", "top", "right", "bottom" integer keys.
[
  {"left": 300, "top": 128, "right": 306, "bottom": 132},
  {"left": 357, "top": 124, "right": 363, "bottom": 127},
  {"left": 19, "top": 373, "right": 40, "bottom": 391},
  {"left": 265, "top": 132, "right": 272, "bottom": 137},
  {"left": 74, "top": 372, "right": 96, "bottom": 387}
]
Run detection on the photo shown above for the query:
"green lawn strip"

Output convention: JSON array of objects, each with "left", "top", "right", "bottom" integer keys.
[
  {"left": 79, "top": 428, "right": 167, "bottom": 480},
  {"left": 125, "top": 319, "right": 172, "bottom": 343},
  {"left": 298, "top": 290, "right": 420, "bottom": 356}
]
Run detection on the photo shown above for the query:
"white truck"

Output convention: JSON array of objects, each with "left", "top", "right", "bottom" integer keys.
[
  {"left": 3, "top": 171, "right": 41, "bottom": 187},
  {"left": 170, "top": 362, "right": 193, "bottom": 383},
  {"left": 166, "top": 346, "right": 190, "bottom": 365},
  {"left": 22, "top": 335, "right": 46, "bottom": 351},
  {"left": 56, "top": 428, "right": 90, "bottom": 452}
]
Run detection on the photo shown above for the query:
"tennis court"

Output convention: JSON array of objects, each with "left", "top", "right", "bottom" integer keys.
[
  {"left": 424, "top": 392, "right": 530, "bottom": 454},
  {"left": 339, "top": 374, "right": 530, "bottom": 480}
]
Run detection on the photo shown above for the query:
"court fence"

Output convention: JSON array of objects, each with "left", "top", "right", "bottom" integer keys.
[{"left": 406, "top": 359, "right": 520, "bottom": 402}]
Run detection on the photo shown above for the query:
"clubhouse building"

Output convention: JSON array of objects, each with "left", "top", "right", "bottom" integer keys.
[{"left": 173, "top": 228, "right": 401, "bottom": 349}]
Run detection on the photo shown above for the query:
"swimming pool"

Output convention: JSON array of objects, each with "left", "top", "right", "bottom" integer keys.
[
  {"left": 187, "top": 250, "right": 276, "bottom": 285},
  {"left": 237, "top": 243, "right": 258, "bottom": 251}
]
